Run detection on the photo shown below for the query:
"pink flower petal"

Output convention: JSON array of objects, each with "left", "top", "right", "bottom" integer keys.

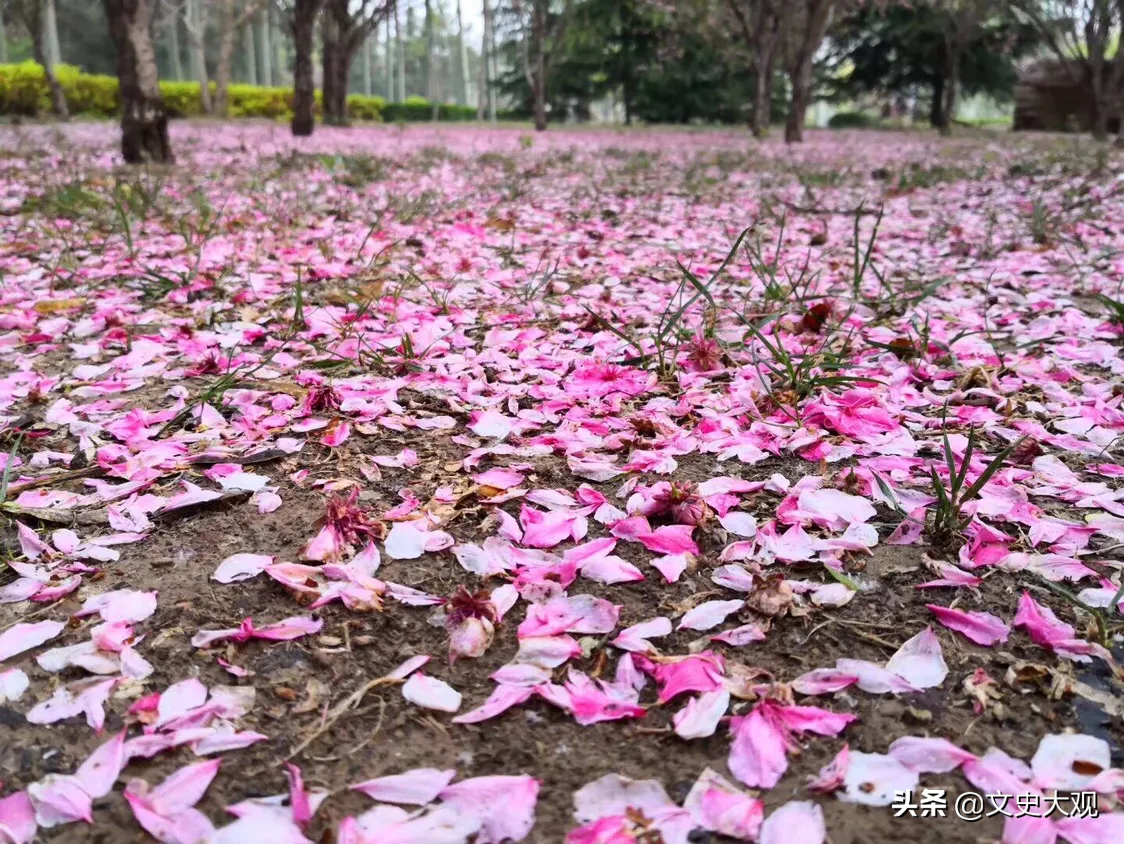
[
  {"left": 840, "top": 752, "right": 919, "bottom": 806},
  {"left": 27, "top": 776, "right": 92, "bottom": 828},
  {"left": 760, "top": 801, "right": 825, "bottom": 844},
  {"left": 728, "top": 707, "right": 789, "bottom": 789},
  {"left": 683, "top": 768, "right": 763, "bottom": 840},
  {"left": 611, "top": 617, "right": 672, "bottom": 653},
  {"left": 437, "top": 775, "right": 540, "bottom": 843},
  {"left": 673, "top": 689, "right": 730, "bottom": 739},
  {"left": 678, "top": 599, "right": 744, "bottom": 631},
  {"left": 213, "top": 553, "right": 274, "bottom": 584},
  {"left": 401, "top": 673, "right": 461, "bottom": 712},
  {"left": 0, "top": 620, "right": 65, "bottom": 661},
  {"left": 927, "top": 604, "right": 1010, "bottom": 646},
  {"left": 351, "top": 768, "right": 457, "bottom": 805},
  {"left": 0, "top": 791, "right": 36, "bottom": 844},
  {"left": 888, "top": 736, "right": 976, "bottom": 773},
  {"left": 884, "top": 627, "right": 948, "bottom": 689},
  {"left": 1030, "top": 734, "right": 1111, "bottom": 792}
]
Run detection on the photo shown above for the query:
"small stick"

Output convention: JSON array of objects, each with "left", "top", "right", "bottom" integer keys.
[{"left": 284, "top": 675, "right": 404, "bottom": 763}]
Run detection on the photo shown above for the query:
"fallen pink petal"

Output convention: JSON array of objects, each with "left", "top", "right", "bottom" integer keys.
[{"left": 1, "top": 40, "right": 1122, "bottom": 841}]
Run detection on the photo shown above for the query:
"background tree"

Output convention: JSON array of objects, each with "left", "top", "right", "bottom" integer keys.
[
  {"left": 276, "top": 0, "right": 323, "bottom": 135},
  {"left": 178, "top": 0, "right": 212, "bottom": 113},
  {"left": 781, "top": 0, "right": 838, "bottom": 143},
  {"left": 722, "top": 1, "right": 786, "bottom": 136},
  {"left": 1013, "top": 0, "right": 1122, "bottom": 141},
  {"left": 4, "top": 0, "right": 69, "bottom": 118},
  {"left": 930, "top": 0, "right": 1006, "bottom": 135},
  {"left": 321, "top": 0, "right": 392, "bottom": 125},
  {"left": 214, "top": 0, "right": 268, "bottom": 116},
  {"left": 828, "top": 2, "right": 1034, "bottom": 127},
  {"left": 102, "top": 0, "right": 172, "bottom": 162},
  {"left": 505, "top": 0, "right": 571, "bottom": 130}
]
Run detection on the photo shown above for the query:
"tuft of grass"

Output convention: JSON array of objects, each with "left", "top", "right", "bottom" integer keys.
[{"left": 928, "top": 426, "right": 1024, "bottom": 548}]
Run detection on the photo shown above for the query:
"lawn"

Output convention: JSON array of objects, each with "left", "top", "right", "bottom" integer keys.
[{"left": 0, "top": 120, "right": 1122, "bottom": 844}]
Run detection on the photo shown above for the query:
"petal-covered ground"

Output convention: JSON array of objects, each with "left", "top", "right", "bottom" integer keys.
[{"left": 0, "top": 121, "right": 1123, "bottom": 843}]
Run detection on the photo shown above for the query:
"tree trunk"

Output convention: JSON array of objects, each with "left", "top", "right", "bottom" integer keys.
[
  {"left": 214, "top": 0, "right": 238, "bottom": 116},
  {"left": 1090, "top": 96, "right": 1109, "bottom": 142},
  {"left": 456, "top": 0, "right": 470, "bottom": 106},
  {"left": 44, "top": 0, "right": 61, "bottom": 67},
  {"left": 784, "top": 0, "right": 833, "bottom": 145},
  {"left": 424, "top": 0, "right": 436, "bottom": 115},
  {"left": 531, "top": 0, "right": 547, "bottom": 131},
  {"left": 929, "top": 72, "right": 945, "bottom": 128},
  {"left": 385, "top": 17, "right": 394, "bottom": 99},
  {"left": 1086, "top": 62, "right": 1110, "bottom": 141},
  {"left": 476, "top": 26, "right": 486, "bottom": 119},
  {"left": 938, "top": 40, "right": 959, "bottom": 137},
  {"left": 0, "top": 6, "right": 8, "bottom": 64},
  {"left": 940, "top": 64, "right": 958, "bottom": 136},
  {"left": 270, "top": 2, "right": 285, "bottom": 84},
  {"left": 321, "top": 12, "right": 338, "bottom": 123},
  {"left": 330, "top": 45, "right": 352, "bottom": 122},
  {"left": 483, "top": 0, "right": 496, "bottom": 121},
  {"left": 20, "top": 2, "right": 69, "bottom": 119},
  {"left": 784, "top": 75, "right": 808, "bottom": 143},
  {"left": 750, "top": 52, "right": 772, "bottom": 137},
  {"left": 395, "top": 5, "right": 406, "bottom": 102},
  {"left": 258, "top": 11, "right": 272, "bottom": 85},
  {"left": 186, "top": 0, "right": 211, "bottom": 113},
  {"left": 166, "top": 6, "right": 183, "bottom": 81},
  {"left": 243, "top": 13, "right": 258, "bottom": 85},
  {"left": 291, "top": 0, "right": 322, "bottom": 136},
  {"left": 103, "top": 0, "right": 172, "bottom": 164},
  {"left": 362, "top": 33, "right": 372, "bottom": 96}
]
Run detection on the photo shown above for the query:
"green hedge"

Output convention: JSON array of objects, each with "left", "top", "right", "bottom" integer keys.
[
  {"left": 827, "top": 111, "right": 877, "bottom": 129},
  {"left": 0, "top": 62, "right": 505, "bottom": 123}
]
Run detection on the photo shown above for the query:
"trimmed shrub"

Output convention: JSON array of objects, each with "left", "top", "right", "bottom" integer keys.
[
  {"left": 0, "top": 64, "right": 522, "bottom": 125},
  {"left": 828, "top": 111, "right": 876, "bottom": 129}
]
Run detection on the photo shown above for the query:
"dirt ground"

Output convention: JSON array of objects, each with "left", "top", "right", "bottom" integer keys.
[
  {"left": 3, "top": 435, "right": 1119, "bottom": 842},
  {"left": 1, "top": 121, "right": 1123, "bottom": 842}
]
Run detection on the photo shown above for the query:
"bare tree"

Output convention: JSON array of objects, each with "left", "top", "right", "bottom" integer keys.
[
  {"left": 243, "top": 7, "right": 258, "bottom": 84},
  {"left": 1014, "top": 0, "right": 1122, "bottom": 141},
  {"left": 781, "top": 0, "right": 837, "bottom": 143},
  {"left": 425, "top": 0, "right": 436, "bottom": 114},
  {"left": 929, "top": 0, "right": 1005, "bottom": 136},
  {"left": 275, "top": 0, "right": 324, "bottom": 135},
  {"left": 102, "top": 0, "right": 173, "bottom": 162},
  {"left": 509, "top": 0, "right": 570, "bottom": 131},
  {"left": 161, "top": 0, "right": 185, "bottom": 80},
  {"left": 179, "top": 0, "right": 212, "bottom": 113},
  {"left": 362, "top": 28, "right": 372, "bottom": 94},
  {"left": 43, "top": 0, "right": 59, "bottom": 64},
  {"left": 6, "top": 0, "right": 69, "bottom": 119},
  {"left": 213, "top": 0, "right": 267, "bottom": 116},
  {"left": 321, "top": 0, "right": 393, "bottom": 124},
  {"left": 395, "top": 1, "right": 406, "bottom": 100},
  {"left": 258, "top": 6, "right": 272, "bottom": 84},
  {"left": 1117, "top": 0, "right": 1124, "bottom": 144},
  {"left": 483, "top": 0, "right": 497, "bottom": 120},
  {"left": 456, "top": 0, "right": 470, "bottom": 104},
  {"left": 723, "top": 1, "right": 788, "bottom": 137},
  {"left": 385, "top": 14, "right": 395, "bottom": 98}
]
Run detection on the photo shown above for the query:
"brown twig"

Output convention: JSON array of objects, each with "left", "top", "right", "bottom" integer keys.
[{"left": 284, "top": 674, "right": 404, "bottom": 763}]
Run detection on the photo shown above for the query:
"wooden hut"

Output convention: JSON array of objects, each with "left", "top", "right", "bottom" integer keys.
[{"left": 1013, "top": 60, "right": 1121, "bottom": 133}]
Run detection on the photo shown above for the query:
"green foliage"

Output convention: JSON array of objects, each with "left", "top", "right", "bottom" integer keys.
[
  {"left": 828, "top": 111, "right": 876, "bottom": 129},
  {"left": 0, "top": 63, "right": 511, "bottom": 124},
  {"left": 495, "top": 0, "right": 781, "bottom": 126},
  {"left": 826, "top": 6, "right": 1038, "bottom": 125}
]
